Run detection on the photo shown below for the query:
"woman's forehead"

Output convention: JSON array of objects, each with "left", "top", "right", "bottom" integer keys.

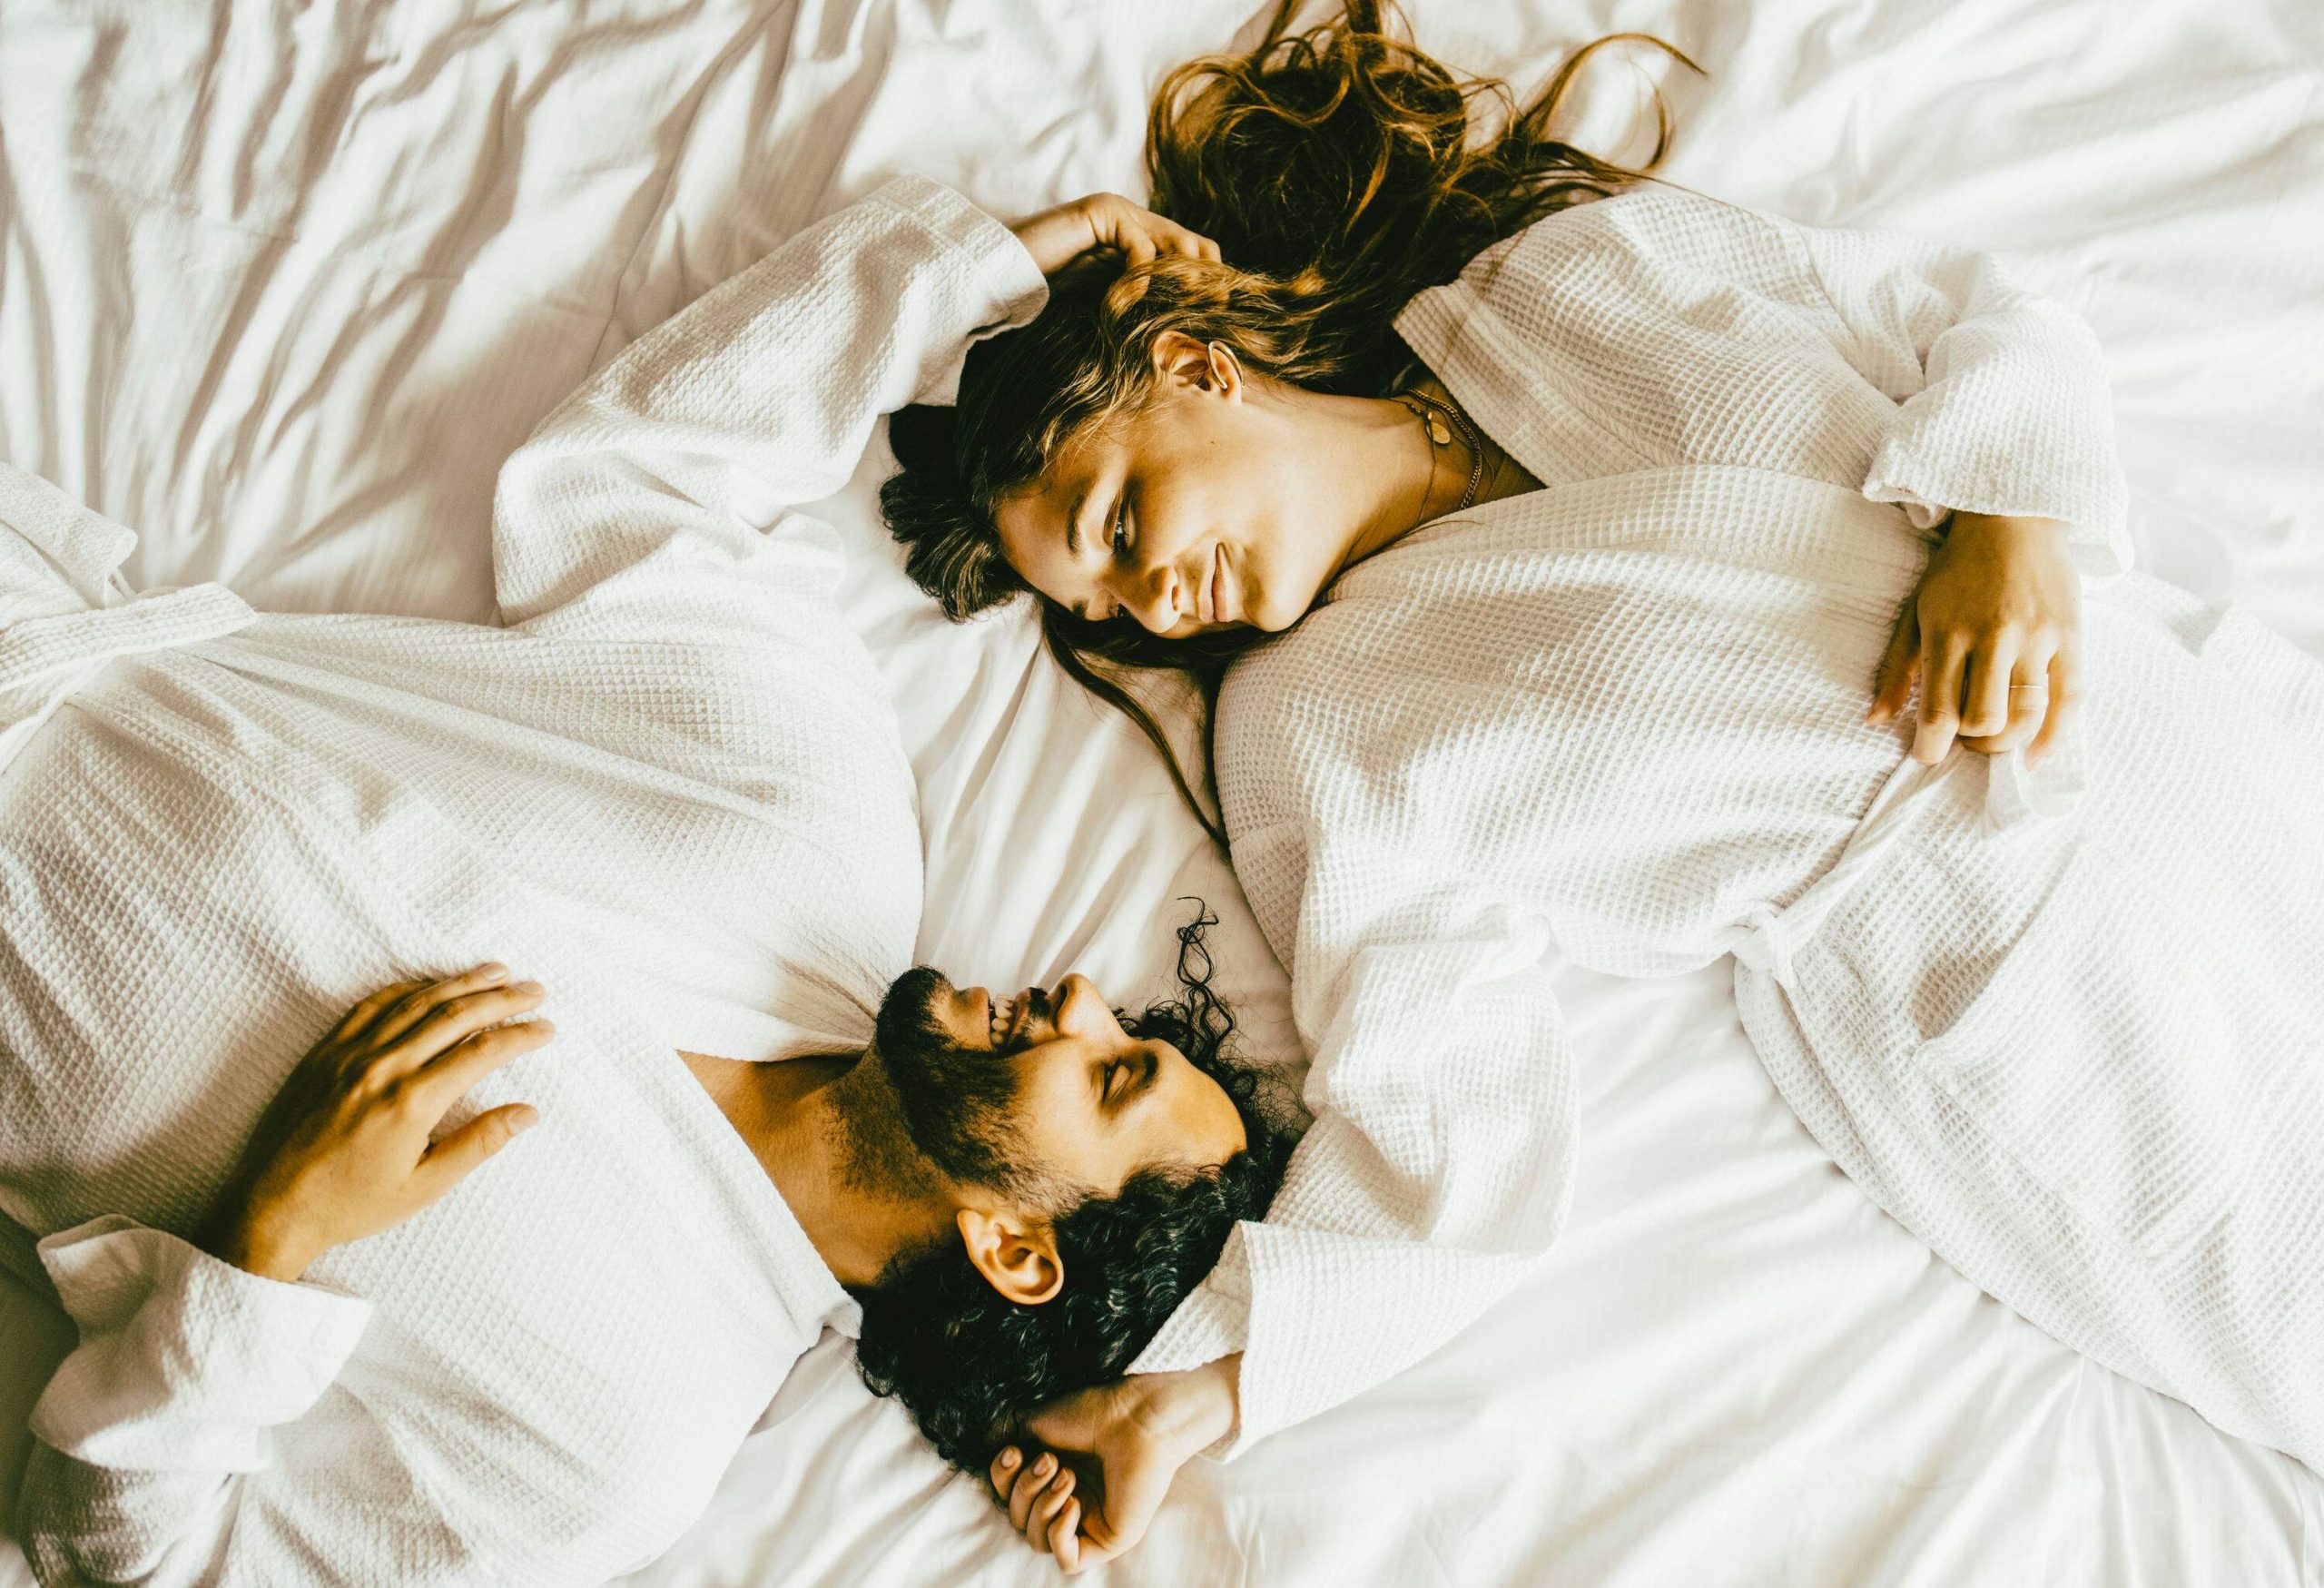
[{"left": 995, "top": 457, "right": 1101, "bottom": 567}]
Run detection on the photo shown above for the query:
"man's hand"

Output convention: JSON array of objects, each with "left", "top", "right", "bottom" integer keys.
[
  {"left": 1009, "top": 192, "right": 1220, "bottom": 282},
  {"left": 987, "top": 1356, "right": 1241, "bottom": 1573},
  {"left": 199, "top": 964, "right": 556, "bottom": 1283},
  {"left": 1867, "top": 510, "right": 2084, "bottom": 767}
]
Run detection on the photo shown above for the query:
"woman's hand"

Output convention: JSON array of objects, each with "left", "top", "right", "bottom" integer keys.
[
  {"left": 1868, "top": 510, "right": 2084, "bottom": 767},
  {"left": 200, "top": 964, "right": 556, "bottom": 1284},
  {"left": 1009, "top": 192, "right": 1219, "bottom": 282},
  {"left": 986, "top": 1355, "right": 1240, "bottom": 1573}
]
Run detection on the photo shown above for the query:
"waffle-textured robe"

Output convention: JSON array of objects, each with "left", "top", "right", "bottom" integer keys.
[
  {"left": 1131, "top": 185, "right": 2324, "bottom": 1470},
  {"left": 0, "top": 177, "right": 1045, "bottom": 1584}
]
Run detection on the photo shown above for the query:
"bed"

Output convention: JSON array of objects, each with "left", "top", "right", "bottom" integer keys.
[{"left": 2, "top": 1, "right": 2319, "bottom": 1583}]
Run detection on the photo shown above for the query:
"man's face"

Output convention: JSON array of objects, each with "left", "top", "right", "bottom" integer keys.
[{"left": 871, "top": 967, "right": 1246, "bottom": 1200}]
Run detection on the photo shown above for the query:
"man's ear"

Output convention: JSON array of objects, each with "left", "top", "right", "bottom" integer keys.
[
  {"left": 1150, "top": 331, "right": 1243, "bottom": 400},
  {"left": 956, "top": 1206, "right": 1064, "bottom": 1306}
]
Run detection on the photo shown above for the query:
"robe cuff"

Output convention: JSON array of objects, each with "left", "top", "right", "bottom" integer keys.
[
  {"left": 30, "top": 1216, "right": 372, "bottom": 1473},
  {"left": 869, "top": 174, "right": 1049, "bottom": 401},
  {"left": 1862, "top": 416, "right": 2133, "bottom": 582},
  {"left": 1127, "top": 1234, "right": 1250, "bottom": 1460}
]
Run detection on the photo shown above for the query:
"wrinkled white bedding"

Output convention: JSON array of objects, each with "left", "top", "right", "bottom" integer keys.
[{"left": 3, "top": 1, "right": 2319, "bottom": 1583}]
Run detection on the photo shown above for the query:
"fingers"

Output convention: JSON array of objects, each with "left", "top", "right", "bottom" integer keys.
[
  {"left": 1084, "top": 193, "right": 1217, "bottom": 270},
  {"left": 1009, "top": 1451, "right": 1062, "bottom": 1534},
  {"left": 1150, "top": 215, "right": 1218, "bottom": 264},
  {"left": 1963, "top": 637, "right": 2053, "bottom": 755},
  {"left": 1915, "top": 628, "right": 1971, "bottom": 764},
  {"left": 1049, "top": 1498, "right": 1085, "bottom": 1571},
  {"left": 1866, "top": 607, "right": 1919, "bottom": 725},
  {"left": 408, "top": 1016, "right": 556, "bottom": 1113},
  {"left": 328, "top": 979, "right": 437, "bottom": 1047},
  {"left": 413, "top": 1102, "right": 539, "bottom": 1199},
  {"left": 1958, "top": 634, "right": 2018, "bottom": 740},
  {"left": 367, "top": 964, "right": 515, "bottom": 1048},
  {"left": 2027, "top": 645, "right": 2083, "bottom": 766},
  {"left": 1028, "top": 1465, "right": 1077, "bottom": 1553},
  {"left": 990, "top": 1445, "right": 1022, "bottom": 1502},
  {"left": 379, "top": 981, "right": 547, "bottom": 1077}
]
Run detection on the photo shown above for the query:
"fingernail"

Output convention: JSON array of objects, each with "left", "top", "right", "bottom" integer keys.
[
  {"left": 1000, "top": 1449, "right": 1020, "bottom": 1469},
  {"left": 515, "top": 980, "right": 544, "bottom": 994},
  {"left": 478, "top": 962, "right": 508, "bottom": 979},
  {"left": 1034, "top": 1455, "right": 1054, "bottom": 1476}
]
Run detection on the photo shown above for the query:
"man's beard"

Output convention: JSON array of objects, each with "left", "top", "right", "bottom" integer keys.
[{"left": 839, "top": 966, "right": 1025, "bottom": 1195}]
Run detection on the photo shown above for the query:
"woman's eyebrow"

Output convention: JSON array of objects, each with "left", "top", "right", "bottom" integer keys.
[{"left": 1064, "top": 484, "right": 1092, "bottom": 556}]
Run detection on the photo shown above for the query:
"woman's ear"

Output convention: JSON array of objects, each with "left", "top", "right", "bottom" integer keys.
[
  {"left": 956, "top": 1206, "right": 1064, "bottom": 1306},
  {"left": 1151, "top": 331, "right": 1243, "bottom": 400}
]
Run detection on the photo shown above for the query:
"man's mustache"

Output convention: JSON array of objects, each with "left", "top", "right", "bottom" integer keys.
[{"left": 999, "top": 982, "right": 1056, "bottom": 1049}]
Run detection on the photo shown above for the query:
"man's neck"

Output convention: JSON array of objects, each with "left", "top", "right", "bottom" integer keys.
[{"left": 678, "top": 1050, "right": 951, "bottom": 1287}]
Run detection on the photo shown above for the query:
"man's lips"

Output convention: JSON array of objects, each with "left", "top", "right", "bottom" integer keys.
[{"left": 989, "top": 984, "right": 1055, "bottom": 1048}]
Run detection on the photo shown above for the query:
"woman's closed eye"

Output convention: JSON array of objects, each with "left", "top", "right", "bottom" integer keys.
[{"left": 1109, "top": 495, "right": 1132, "bottom": 557}]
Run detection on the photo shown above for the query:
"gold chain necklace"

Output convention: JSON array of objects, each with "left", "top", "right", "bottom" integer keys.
[{"left": 1398, "top": 389, "right": 1485, "bottom": 514}]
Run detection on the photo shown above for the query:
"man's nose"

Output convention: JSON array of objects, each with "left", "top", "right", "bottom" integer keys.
[{"left": 1053, "top": 973, "right": 1106, "bottom": 1031}]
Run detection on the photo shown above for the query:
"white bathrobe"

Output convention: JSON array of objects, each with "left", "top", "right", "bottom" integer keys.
[
  {"left": 0, "top": 178, "right": 1045, "bottom": 1584},
  {"left": 1131, "top": 185, "right": 2324, "bottom": 1469}
]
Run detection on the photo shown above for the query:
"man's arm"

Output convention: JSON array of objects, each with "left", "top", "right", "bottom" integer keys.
[
  {"left": 19, "top": 969, "right": 550, "bottom": 1585},
  {"left": 993, "top": 835, "right": 1577, "bottom": 1570},
  {"left": 985, "top": 1356, "right": 1243, "bottom": 1571}
]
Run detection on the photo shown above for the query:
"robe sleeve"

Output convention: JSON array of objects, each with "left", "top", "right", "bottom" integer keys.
[
  {"left": 487, "top": 174, "right": 1047, "bottom": 639},
  {"left": 1129, "top": 824, "right": 1576, "bottom": 1456},
  {"left": 17, "top": 1218, "right": 381, "bottom": 1586},
  {"left": 1786, "top": 213, "right": 2133, "bottom": 579}
]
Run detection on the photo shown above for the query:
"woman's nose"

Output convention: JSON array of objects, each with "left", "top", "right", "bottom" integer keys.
[{"left": 1116, "top": 563, "right": 1182, "bottom": 634}]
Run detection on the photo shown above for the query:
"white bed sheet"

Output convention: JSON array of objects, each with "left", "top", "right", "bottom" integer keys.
[{"left": 2, "top": 1, "right": 2319, "bottom": 1583}]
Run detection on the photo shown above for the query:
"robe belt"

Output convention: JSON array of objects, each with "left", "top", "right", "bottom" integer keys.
[
  {"left": 0, "top": 582, "right": 258, "bottom": 774},
  {"left": 1728, "top": 740, "right": 2082, "bottom": 993}
]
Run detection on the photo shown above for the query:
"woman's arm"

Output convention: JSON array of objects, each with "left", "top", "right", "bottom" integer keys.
[
  {"left": 486, "top": 179, "right": 1213, "bottom": 644},
  {"left": 19, "top": 969, "right": 551, "bottom": 1585},
  {"left": 1787, "top": 218, "right": 2124, "bottom": 764},
  {"left": 1793, "top": 220, "right": 2132, "bottom": 578},
  {"left": 487, "top": 176, "right": 1049, "bottom": 639}
]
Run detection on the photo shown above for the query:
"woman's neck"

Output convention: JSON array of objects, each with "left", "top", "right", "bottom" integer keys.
[{"left": 1316, "top": 381, "right": 1539, "bottom": 583}]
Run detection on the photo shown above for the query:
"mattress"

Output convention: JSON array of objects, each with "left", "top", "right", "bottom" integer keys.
[{"left": 2, "top": 1, "right": 2319, "bottom": 1583}]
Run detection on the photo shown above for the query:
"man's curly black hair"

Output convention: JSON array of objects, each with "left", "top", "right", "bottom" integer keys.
[{"left": 851, "top": 904, "right": 1295, "bottom": 1473}]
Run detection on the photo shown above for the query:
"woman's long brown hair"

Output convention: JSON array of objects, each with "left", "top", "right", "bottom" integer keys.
[{"left": 882, "top": 2, "right": 1698, "bottom": 846}]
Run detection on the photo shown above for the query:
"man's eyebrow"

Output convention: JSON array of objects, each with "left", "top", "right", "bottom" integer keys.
[{"left": 1064, "top": 484, "right": 1091, "bottom": 557}]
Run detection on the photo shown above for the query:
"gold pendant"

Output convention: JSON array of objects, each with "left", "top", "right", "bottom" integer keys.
[{"left": 1424, "top": 413, "right": 1452, "bottom": 445}]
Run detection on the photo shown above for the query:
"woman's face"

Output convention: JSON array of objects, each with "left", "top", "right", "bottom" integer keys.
[{"left": 991, "top": 335, "right": 1375, "bottom": 638}]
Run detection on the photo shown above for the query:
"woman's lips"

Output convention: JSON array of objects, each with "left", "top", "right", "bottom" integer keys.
[{"left": 1207, "top": 545, "right": 1227, "bottom": 626}]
